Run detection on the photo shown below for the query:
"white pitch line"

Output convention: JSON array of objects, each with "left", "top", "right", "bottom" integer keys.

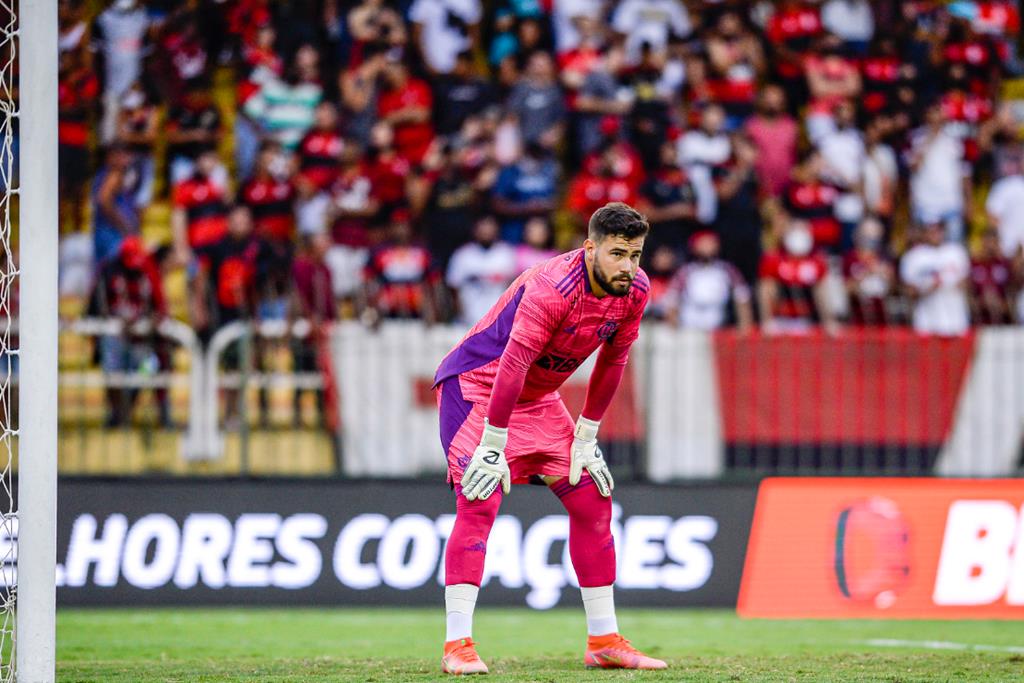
[{"left": 862, "top": 639, "right": 1024, "bottom": 654}]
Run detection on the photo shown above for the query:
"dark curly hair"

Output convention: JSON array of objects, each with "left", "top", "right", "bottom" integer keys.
[{"left": 587, "top": 202, "right": 649, "bottom": 243}]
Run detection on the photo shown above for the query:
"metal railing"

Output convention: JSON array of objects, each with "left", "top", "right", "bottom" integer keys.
[{"left": 55, "top": 316, "right": 333, "bottom": 475}]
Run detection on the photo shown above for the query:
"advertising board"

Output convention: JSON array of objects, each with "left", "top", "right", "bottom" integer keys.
[
  {"left": 739, "top": 478, "right": 1024, "bottom": 618},
  {"left": 53, "top": 479, "right": 756, "bottom": 608}
]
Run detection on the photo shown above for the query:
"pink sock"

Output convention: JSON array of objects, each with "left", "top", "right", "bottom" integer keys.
[
  {"left": 445, "top": 487, "right": 502, "bottom": 586},
  {"left": 551, "top": 475, "right": 616, "bottom": 587}
]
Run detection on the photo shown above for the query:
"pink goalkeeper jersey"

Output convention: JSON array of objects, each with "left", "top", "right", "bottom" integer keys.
[{"left": 434, "top": 249, "right": 650, "bottom": 405}]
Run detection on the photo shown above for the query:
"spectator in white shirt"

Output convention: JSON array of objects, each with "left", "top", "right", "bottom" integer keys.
[
  {"left": 821, "top": 0, "right": 874, "bottom": 55},
  {"left": 447, "top": 215, "right": 518, "bottom": 325},
  {"left": 93, "top": 0, "right": 151, "bottom": 143},
  {"left": 678, "top": 104, "right": 732, "bottom": 224},
  {"left": 611, "top": 0, "right": 692, "bottom": 65},
  {"left": 985, "top": 167, "right": 1024, "bottom": 260},
  {"left": 900, "top": 223, "right": 971, "bottom": 336},
  {"left": 862, "top": 115, "right": 898, "bottom": 224},
  {"left": 816, "top": 99, "right": 866, "bottom": 250},
  {"left": 908, "top": 103, "right": 972, "bottom": 243},
  {"left": 553, "top": 0, "right": 606, "bottom": 54},
  {"left": 409, "top": 0, "right": 482, "bottom": 75},
  {"left": 665, "top": 231, "right": 754, "bottom": 332}
]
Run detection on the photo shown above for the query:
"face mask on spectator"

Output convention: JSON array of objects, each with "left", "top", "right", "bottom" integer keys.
[
  {"left": 783, "top": 227, "right": 813, "bottom": 257},
  {"left": 268, "top": 153, "right": 289, "bottom": 181},
  {"left": 121, "top": 89, "right": 144, "bottom": 110},
  {"left": 857, "top": 236, "right": 882, "bottom": 252}
]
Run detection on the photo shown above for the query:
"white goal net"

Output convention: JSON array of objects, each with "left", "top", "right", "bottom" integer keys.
[
  {"left": 0, "top": 1, "right": 16, "bottom": 678},
  {"left": 6, "top": 1, "right": 58, "bottom": 681}
]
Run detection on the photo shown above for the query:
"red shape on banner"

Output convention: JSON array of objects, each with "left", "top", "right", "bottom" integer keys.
[
  {"left": 713, "top": 329, "right": 975, "bottom": 444},
  {"left": 738, "top": 477, "right": 1024, "bottom": 619}
]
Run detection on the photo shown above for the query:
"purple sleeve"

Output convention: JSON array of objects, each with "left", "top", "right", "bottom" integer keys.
[{"left": 486, "top": 337, "right": 541, "bottom": 429}]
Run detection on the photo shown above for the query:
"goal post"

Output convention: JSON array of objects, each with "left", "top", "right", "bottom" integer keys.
[{"left": 15, "top": 0, "right": 58, "bottom": 682}]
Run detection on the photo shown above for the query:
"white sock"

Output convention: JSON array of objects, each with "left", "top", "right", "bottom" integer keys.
[
  {"left": 581, "top": 585, "right": 618, "bottom": 636},
  {"left": 445, "top": 584, "right": 479, "bottom": 641}
]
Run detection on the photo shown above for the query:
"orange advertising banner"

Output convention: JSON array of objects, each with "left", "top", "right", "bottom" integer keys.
[{"left": 738, "top": 478, "right": 1024, "bottom": 619}]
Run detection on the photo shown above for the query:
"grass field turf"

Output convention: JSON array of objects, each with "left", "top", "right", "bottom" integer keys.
[{"left": 58, "top": 608, "right": 1024, "bottom": 682}]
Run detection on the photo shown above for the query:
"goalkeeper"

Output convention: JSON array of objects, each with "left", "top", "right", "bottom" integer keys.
[{"left": 432, "top": 203, "right": 666, "bottom": 674}]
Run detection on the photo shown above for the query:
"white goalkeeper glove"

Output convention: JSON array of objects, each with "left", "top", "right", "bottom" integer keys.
[
  {"left": 461, "top": 418, "right": 512, "bottom": 502},
  {"left": 569, "top": 416, "right": 614, "bottom": 497}
]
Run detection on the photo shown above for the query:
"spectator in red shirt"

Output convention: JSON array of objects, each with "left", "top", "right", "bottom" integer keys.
[
  {"left": 940, "top": 62, "right": 994, "bottom": 163},
  {"left": 758, "top": 218, "right": 837, "bottom": 334},
  {"left": 228, "top": 0, "right": 273, "bottom": 53},
  {"left": 782, "top": 150, "right": 842, "bottom": 252},
  {"left": 970, "top": 227, "right": 1019, "bottom": 324},
  {"left": 154, "top": 12, "right": 210, "bottom": 100},
  {"left": 89, "top": 235, "right": 167, "bottom": 427},
  {"left": 843, "top": 217, "right": 896, "bottom": 326},
  {"left": 172, "top": 150, "right": 232, "bottom": 264},
  {"left": 970, "top": 1, "right": 1022, "bottom": 74},
  {"left": 193, "top": 205, "right": 280, "bottom": 422},
  {"left": 365, "top": 121, "right": 413, "bottom": 211},
  {"left": 58, "top": 48, "right": 99, "bottom": 234},
  {"left": 289, "top": 228, "right": 337, "bottom": 428},
  {"left": 566, "top": 141, "right": 641, "bottom": 233},
  {"left": 192, "top": 205, "right": 284, "bottom": 341},
  {"left": 558, "top": 16, "right": 607, "bottom": 87},
  {"left": 637, "top": 139, "right": 698, "bottom": 259},
  {"left": 297, "top": 102, "right": 345, "bottom": 194},
  {"left": 378, "top": 59, "right": 435, "bottom": 165},
  {"left": 938, "top": 16, "right": 1000, "bottom": 96},
  {"left": 324, "top": 142, "right": 379, "bottom": 300},
  {"left": 804, "top": 35, "right": 862, "bottom": 143},
  {"left": 860, "top": 36, "right": 903, "bottom": 115},
  {"left": 705, "top": 10, "right": 765, "bottom": 129},
  {"left": 765, "top": 0, "right": 824, "bottom": 110},
  {"left": 363, "top": 208, "right": 438, "bottom": 322},
  {"left": 292, "top": 232, "right": 337, "bottom": 325},
  {"left": 241, "top": 142, "right": 296, "bottom": 244},
  {"left": 166, "top": 86, "right": 224, "bottom": 188}
]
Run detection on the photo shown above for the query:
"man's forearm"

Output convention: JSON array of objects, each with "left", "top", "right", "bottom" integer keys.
[
  {"left": 581, "top": 345, "right": 627, "bottom": 422},
  {"left": 486, "top": 337, "right": 536, "bottom": 428}
]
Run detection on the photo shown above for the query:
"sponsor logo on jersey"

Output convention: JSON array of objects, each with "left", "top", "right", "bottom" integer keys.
[{"left": 535, "top": 353, "right": 584, "bottom": 373}]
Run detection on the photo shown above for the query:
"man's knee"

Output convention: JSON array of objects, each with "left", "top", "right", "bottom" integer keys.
[{"left": 454, "top": 489, "right": 502, "bottom": 528}]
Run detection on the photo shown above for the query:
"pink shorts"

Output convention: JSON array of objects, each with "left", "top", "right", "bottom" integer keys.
[{"left": 436, "top": 375, "right": 574, "bottom": 486}]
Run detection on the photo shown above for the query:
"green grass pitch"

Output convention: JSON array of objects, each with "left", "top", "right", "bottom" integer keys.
[{"left": 58, "top": 607, "right": 1024, "bottom": 682}]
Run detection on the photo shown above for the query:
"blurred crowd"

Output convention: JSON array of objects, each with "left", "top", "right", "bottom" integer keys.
[{"left": 54, "top": 0, "right": 1024, "bottom": 350}]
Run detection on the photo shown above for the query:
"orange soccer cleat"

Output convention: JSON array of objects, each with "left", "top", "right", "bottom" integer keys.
[
  {"left": 442, "top": 637, "right": 489, "bottom": 675},
  {"left": 584, "top": 633, "right": 668, "bottom": 670}
]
